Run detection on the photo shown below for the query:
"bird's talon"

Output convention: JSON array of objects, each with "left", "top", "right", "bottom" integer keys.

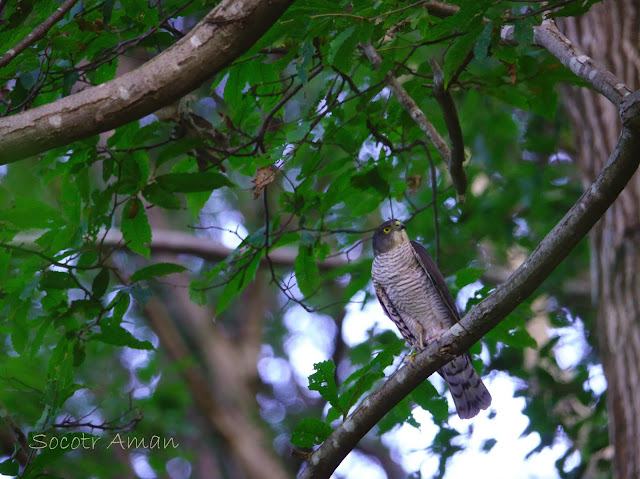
[{"left": 404, "top": 350, "right": 419, "bottom": 365}]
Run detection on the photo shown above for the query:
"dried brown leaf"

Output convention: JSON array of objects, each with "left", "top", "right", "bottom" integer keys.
[{"left": 252, "top": 164, "right": 279, "bottom": 199}]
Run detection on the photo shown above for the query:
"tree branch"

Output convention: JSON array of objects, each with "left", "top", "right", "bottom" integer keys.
[
  {"left": 98, "top": 229, "right": 349, "bottom": 270},
  {"left": 416, "top": 4, "right": 635, "bottom": 110},
  {"left": 0, "top": 0, "right": 80, "bottom": 70},
  {"left": 362, "top": 42, "right": 454, "bottom": 193},
  {"left": 297, "top": 90, "right": 640, "bottom": 479},
  {"left": 423, "top": 0, "right": 460, "bottom": 18},
  {"left": 144, "top": 297, "right": 291, "bottom": 479},
  {"left": 0, "top": 0, "right": 295, "bottom": 163},
  {"left": 502, "top": 19, "right": 633, "bottom": 107},
  {"left": 429, "top": 59, "right": 467, "bottom": 203}
]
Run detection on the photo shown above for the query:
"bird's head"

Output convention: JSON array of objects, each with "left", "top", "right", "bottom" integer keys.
[{"left": 372, "top": 219, "right": 409, "bottom": 255}]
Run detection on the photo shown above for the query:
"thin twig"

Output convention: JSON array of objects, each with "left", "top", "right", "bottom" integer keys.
[
  {"left": 0, "top": 0, "right": 80, "bottom": 69},
  {"left": 423, "top": 144, "right": 440, "bottom": 263}
]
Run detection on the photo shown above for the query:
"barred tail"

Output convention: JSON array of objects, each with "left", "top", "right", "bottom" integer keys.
[{"left": 440, "top": 354, "right": 491, "bottom": 419}]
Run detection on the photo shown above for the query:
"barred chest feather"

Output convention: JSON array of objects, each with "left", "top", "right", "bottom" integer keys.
[{"left": 372, "top": 241, "right": 453, "bottom": 338}]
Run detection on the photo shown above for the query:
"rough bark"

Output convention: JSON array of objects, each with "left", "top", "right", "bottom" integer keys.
[
  {"left": 0, "top": 0, "right": 295, "bottom": 163},
  {"left": 560, "top": 3, "right": 640, "bottom": 478}
]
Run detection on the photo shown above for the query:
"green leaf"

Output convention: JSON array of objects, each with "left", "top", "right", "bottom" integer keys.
[
  {"left": 60, "top": 174, "right": 81, "bottom": 224},
  {"left": 107, "top": 121, "right": 140, "bottom": 149},
  {"left": 350, "top": 166, "right": 389, "bottom": 196},
  {"left": 95, "top": 292, "right": 151, "bottom": 349},
  {"left": 550, "top": 0, "right": 604, "bottom": 17},
  {"left": 294, "top": 244, "right": 319, "bottom": 297},
  {"left": 156, "top": 137, "right": 202, "bottom": 167},
  {"left": 332, "top": 368, "right": 384, "bottom": 421},
  {"left": 121, "top": 198, "right": 151, "bottom": 258},
  {"left": 487, "top": 313, "right": 538, "bottom": 348},
  {"left": 473, "top": 22, "right": 492, "bottom": 62},
  {"left": 217, "top": 245, "right": 264, "bottom": 315},
  {"left": 91, "top": 268, "right": 110, "bottom": 298},
  {"left": 26, "top": 433, "right": 101, "bottom": 477},
  {"left": 297, "top": 40, "right": 314, "bottom": 84},
  {"left": 156, "top": 172, "right": 233, "bottom": 193},
  {"left": 116, "top": 150, "right": 149, "bottom": 194},
  {"left": 93, "top": 322, "right": 154, "bottom": 350},
  {"left": 0, "top": 250, "right": 10, "bottom": 282},
  {"left": 185, "top": 190, "right": 212, "bottom": 219},
  {"left": 43, "top": 337, "right": 80, "bottom": 416},
  {"left": 308, "top": 360, "right": 340, "bottom": 410},
  {"left": 10, "top": 303, "right": 28, "bottom": 355},
  {"left": 482, "top": 438, "right": 497, "bottom": 452},
  {"left": 328, "top": 26, "right": 357, "bottom": 72},
  {"left": 378, "top": 397, "right": 417, "bottom": 434},
  {"left": 514, "top": 18, "right": 535, "bottom": 52},
  {"left": 30, "top": 317, "right": 52, "bottom": 357},
  {"left": 103, "top": 0, "right": 117, "bottom": 24},
  {"left": 62, "top": 70, "right": 79, "bottom": 96},
  {"left": 0, "top": 459, "right": 19, "bottom": 476},
  {"left": 285, "top": 120, "right": 311, "bottom": 143},
  {"left": 453, "top": 267, "right": 486, "bottom": 289},
  {"left": 291, "top": 417, "right": 333, "bottom": 447},
  {"left": 0, "top": 196, "right": 63, "bottom": 230},
  {"left": 141, "top": 182, "right": 182, "bottom": 209},
  {"left": 40, "top": 271, "right": 74, "bottom": 290},
  {"left": 110, "top": 291, "right": 131, "bottom": 321},
  {"left": 411, "top": 381, "right": 449, "bottom": 422},
  {"left": 445, "top": 23, "right": 483, "bottom": 87},
  {"left": 131, "top": 262, "right": 187, "bottom": 282}
]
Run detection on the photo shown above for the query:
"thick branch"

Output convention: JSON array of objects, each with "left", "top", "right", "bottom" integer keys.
[
  {"left": 145, "top": 298, "right": 290, "bottom": 479},
  {"left": 298, "top": 94, "right": 640, "bottom": 479},
  {"left": 0, "top": 0, "right": 295, "bottom": 163},
  {"left": 502, "top": 19, "right": 633, "bottom": 106},
  {"left": 99, "top": 229, "right": 348, "bottom": 270},
  {"left": 429, "top": 59, "right": 467, "bottom": 202},
  {"left": 0, "top": 0, "right": 80, "bottom": 69},
  {"left": 362, "top": 42, "right": 452, "bottom": 166},
  {"left": 401, "top": 3, "right": 635, "bottom": 109}
]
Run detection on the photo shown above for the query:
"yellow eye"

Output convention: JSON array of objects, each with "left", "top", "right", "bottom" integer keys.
[{"left": 382, "top": 226, "right": 391, "bottom": 234}]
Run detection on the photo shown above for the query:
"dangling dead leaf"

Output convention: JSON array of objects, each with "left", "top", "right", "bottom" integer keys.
[
  {"left": 406, "top": 174, "right": 422, "bottom": 195},
  {"left": 252, "top": 164, "right": 279, "bottom": 199}
]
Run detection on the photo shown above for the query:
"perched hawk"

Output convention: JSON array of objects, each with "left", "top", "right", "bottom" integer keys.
[{"left": 371, "top": 219, "right": 491, "bottom": 419}]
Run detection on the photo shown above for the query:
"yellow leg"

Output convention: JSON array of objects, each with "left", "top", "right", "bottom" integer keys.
[{"left": 416, "top": 324, "right": 424, "bottom": 350}]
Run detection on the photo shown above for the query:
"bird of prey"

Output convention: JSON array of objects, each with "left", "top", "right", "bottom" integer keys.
[{"left": 371, "top": 219, "right": 491, "bottom": 419}]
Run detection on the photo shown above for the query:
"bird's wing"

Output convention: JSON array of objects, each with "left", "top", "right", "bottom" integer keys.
[
  {"left": 410, "top": 240, "right": 461, "bottom": 322},
  {"left": 374, "top": 281, "right": 419, "bottom": 346}
]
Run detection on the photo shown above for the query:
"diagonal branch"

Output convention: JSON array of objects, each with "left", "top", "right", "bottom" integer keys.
[
  {"left": 0, "top": 0, "right": 295, "bottom": 163},
  {"left": 298, "top": 83, "right": 640, "bottom": 479},
  {"left": 0, "top": 0, "right": 80, "bottom": 70},
  {"left": 144, "top": 297, "right": 290, "bottom": 479},
  {"left": 502, "top": 19, "right": 633, "bottom": 107},
  {"left": 362, "top": 42, "right": 451, "bottom": 162}
]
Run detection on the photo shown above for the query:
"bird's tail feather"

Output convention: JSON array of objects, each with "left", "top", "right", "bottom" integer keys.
[{"left": 440, "top": 354, "right": 491, "bottom": 419}]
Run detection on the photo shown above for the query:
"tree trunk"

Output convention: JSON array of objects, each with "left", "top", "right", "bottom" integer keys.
[{"left": 561, "top": 3, "right": 640, "bottom": 478}]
